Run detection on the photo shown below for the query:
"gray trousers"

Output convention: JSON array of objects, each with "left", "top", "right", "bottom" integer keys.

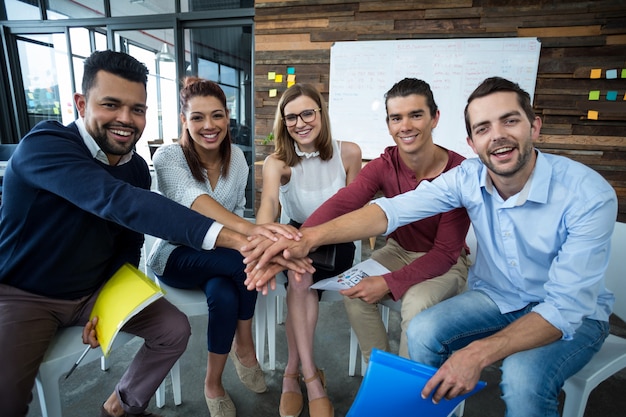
[{"left": 0, "top": 283, "right": 191, "bottom": 417}]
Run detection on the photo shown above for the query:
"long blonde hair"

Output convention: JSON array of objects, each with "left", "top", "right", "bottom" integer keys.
[{"left": 272, "top": 83, "right": 333, "bottom": 167}]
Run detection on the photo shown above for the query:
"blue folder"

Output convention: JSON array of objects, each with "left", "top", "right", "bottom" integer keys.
[{"left": 347, "top": 349, "right": 486, "bottom": 417}]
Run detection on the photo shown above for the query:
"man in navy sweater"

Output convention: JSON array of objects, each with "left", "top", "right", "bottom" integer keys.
[{"left": 0, "top": 50, "right": 309, "bottom": 417}]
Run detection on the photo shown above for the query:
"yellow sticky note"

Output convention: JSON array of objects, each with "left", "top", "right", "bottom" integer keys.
[
  {"left": 587, "top": 110, "right": 598, "bottom": 120},
  {"left": 268, "top": 72, "right": 276, "bottom": 80},
  {"left": 590, "top": 69, "right": 601, "bottom": 79},
  {"left": 287, "top": 81, "right": 295, "bottom": 88},
  {"left": 275, "top": 74, "right": 283, "bottom": 83},
  {"left": 588, "top": 91, "right": 600, "bottom": 100},
  {"left": 269, "top": 89, "right": 277, "bottom": 97},
  {"left": 287, "top": 74, "right": 296, "bottom": 82}
]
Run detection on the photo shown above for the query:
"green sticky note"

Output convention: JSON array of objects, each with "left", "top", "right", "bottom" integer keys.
[
  {"left": 588, "top": 91, "right": 600, "bottom": 100},
  {"left": 622, "top": 69, "right": 626, "bottom": 79},
  {"left": 606, "top": 91, "right": 618, "bottom": 101}
]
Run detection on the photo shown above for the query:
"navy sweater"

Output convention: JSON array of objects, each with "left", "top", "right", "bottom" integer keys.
[{"left": 0, "top": 121, "right": 214, "bottom": 299}]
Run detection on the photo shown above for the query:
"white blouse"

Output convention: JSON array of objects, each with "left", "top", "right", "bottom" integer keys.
[{"left": 279, "top": 140, "right": 346, "bottom": 224}]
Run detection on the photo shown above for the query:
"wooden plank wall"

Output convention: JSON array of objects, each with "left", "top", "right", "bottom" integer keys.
[{"left": 253, "top": 0, "right": 626, "bottom": 221}]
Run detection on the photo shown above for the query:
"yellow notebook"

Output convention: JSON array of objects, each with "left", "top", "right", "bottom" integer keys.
[{"left": 89, "top": 263, "right": 164, "bottom": 357}]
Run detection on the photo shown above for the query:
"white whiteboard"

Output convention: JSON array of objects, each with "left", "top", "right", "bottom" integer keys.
[{"left": 329, "top": 38, "right": 541, "bottom": 160}]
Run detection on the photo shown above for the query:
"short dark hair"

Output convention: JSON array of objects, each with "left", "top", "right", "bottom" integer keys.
[
  {"left": 384, "top": 78, "right": 438, "bottom": 118},
  {"left": 464, "top": 76, "right": 535, "bottom": 137},
  {"left": 81, "top": 50, "right": 149, "bottom": 96}
]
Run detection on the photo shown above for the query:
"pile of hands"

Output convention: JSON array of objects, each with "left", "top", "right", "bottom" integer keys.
[{"left": 240, "top": 223, "right": 315, "bottom": 294}]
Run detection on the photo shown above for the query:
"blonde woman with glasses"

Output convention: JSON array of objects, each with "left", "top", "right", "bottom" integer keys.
[{"left": 256, "top": 83, "right": 361, "bottom": 417}]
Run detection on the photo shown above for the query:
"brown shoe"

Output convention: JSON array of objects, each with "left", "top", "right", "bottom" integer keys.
[
  {"left": 303, "top": 370, "right": 334, "bottom": 417},
  {"left": 279, "top": 373, "right": 303, "bottom": 417},
  {"left": 100, "top": 406, "right": 163, "bottom": 417}
]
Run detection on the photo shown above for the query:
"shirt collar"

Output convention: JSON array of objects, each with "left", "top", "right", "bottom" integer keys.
[
  {"left": 479, "top": 149, "right": 549, "bottom": 206},
  {"left": 75, "top": 117, "right": 133, "bottom": 166}
]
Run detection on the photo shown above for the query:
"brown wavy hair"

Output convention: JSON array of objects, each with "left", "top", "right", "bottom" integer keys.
[
  {"left": 178, "top": 76, "right": 232, "bottom": 182},
  {"left": 272, "top": 83, "right": 333, "bottom": 167}
]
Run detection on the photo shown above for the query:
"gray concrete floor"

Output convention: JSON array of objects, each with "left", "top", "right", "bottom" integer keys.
[{"left": 26, "top": 237, "right": 626, "bottom": 417}]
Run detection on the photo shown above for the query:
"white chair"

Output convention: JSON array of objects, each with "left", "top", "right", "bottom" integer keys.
[
  {"left": 561, "top": 221, "right": 626, "bottom": 417},
  {"left": 151, "top": 276, "right": 206, "bottom": 408},
  {"left": 35, "top": 327, "right": 135, "bottom": 417}
]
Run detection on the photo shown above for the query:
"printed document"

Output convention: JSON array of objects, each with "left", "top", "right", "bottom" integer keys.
[{"left": 310, "top": 258, "right": 390, "bottom": 291}]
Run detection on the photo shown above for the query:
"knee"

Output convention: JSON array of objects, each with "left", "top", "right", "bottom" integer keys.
[
  {"left": 406, "top": 313, "right": 440, "bottom": 362},
  {"left": 160, "top": 308, "right": 191, "bottom": 351},
  {"left": 286, "top": 272, "right": 312, "bottom": 292},
  {"left": 501, "top": 356, "right": 561, "bottom": 416},
  {"left": 205, "top": 278, "right": 239, "bottom": 315}
]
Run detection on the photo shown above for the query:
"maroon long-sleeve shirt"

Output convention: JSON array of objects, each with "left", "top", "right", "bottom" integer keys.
[{"left": 303, "top": 146, "right": 470, "bottom": 300}]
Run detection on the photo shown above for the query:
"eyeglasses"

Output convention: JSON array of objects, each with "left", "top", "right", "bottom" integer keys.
[{"left": 282, "top": 108, "right": 321, "bottom": 127}]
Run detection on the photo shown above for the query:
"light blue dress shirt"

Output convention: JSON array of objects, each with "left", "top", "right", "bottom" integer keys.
[{"left": 375, "top": 150, "right": 617, "bottom": 340}]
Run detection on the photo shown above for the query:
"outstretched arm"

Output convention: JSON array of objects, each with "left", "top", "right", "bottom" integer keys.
[{"left": 242, "top": 203, "right": 389, "bottom": 290}]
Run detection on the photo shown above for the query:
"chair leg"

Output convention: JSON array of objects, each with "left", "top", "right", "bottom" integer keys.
[
  {"left": 267, "top": 292, "right": 277, "bottom": 371},
  {"left": 349, "top": 327, "right": 358, "bottom": 376},
  {"left": 171, "top": 360, "right": 182, "bottom": 405},
  {"left": 380, "top": 304, "right": 390, "bottom": 332},
  {"left": 561, "top": 382, "right": 591, "bottom": 417},
  {"left": 155, "top": 378, "right": 166, "bottom": 408},
  {"left": 254, "top": 295, "right": 267, "bottom": 366},
  {"left": 155, "top": 360, "right": 182, "bottom": 408},
  {"left": 276, "top": 294, "right": 285, "bottom": 325},
  {"left": 101, "top": 355, "right": 110, "bottom": 371},
  {"left": 450, "top": 400, "right": 465, "bottom": 416},
  {"left": 35, "top": 372, "right": 60, "bottom": 417}
]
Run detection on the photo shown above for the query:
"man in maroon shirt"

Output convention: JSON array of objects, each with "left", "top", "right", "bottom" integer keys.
[{"left": 303, "top": 78, "right": 470, "bottom": 362}]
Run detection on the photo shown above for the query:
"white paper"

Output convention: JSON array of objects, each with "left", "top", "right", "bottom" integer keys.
[{"left": 310, "top": 258, "right": 391, "bottom": 291}]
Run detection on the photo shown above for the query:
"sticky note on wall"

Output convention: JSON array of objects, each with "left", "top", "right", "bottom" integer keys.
[
  {"left": 587, "top": 110, "right": 598, "bottom": 120},
  {"left": 588, "top": 91, "right": 600, "bottom": 100},
  {"left": 606, "top": 69, "right": 617, "bottom": 79},
  {"left": 590, "top": 69, "right": 602, "bottom": 79},
  {"left": 606, "top": 91, "right": 618, "bottom": 101}
]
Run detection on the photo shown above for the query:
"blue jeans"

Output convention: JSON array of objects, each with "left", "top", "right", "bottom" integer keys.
[
  {"left": 160, "top": 246, "right": 257, "bottom": 354},
  {"left": 407, "top": 290, "right": 609, "bottom": 417}
]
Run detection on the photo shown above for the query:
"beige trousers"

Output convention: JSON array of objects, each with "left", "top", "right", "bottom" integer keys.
[{"left": 343, "top": 238, "right": 469, "bottom": 362}]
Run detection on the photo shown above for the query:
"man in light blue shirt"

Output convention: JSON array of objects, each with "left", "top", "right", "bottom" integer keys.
[{"left": 243, "top": 76, "right": 618, "bottom": 417}]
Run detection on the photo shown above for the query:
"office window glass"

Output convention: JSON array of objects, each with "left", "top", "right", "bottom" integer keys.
[
  {"left": 69, "top": 27, "right": 93, "bottom": 57},
  {"left": 114, "top": 29, "right": 177, "bottom": 163},
  {"left": 220, "top": 65, "right": 237, "bottom": 86},
  {"left": 5, "top": 0, "right": 40, "bottom": 20},
  {"left": 198, "top": 59, "right": 219, "bottom": 82},
  {"left": 183, "top": 25, "right": 253, "bottom": 215},
  {"left": 48, "top": 0, "right": 105, "bottom": 19},
  {"left": 94, "top": 31, "right": 107, "bottom": 51},
  {"left": 17, "top": 34, "right": 74, "bottom": 129}
]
